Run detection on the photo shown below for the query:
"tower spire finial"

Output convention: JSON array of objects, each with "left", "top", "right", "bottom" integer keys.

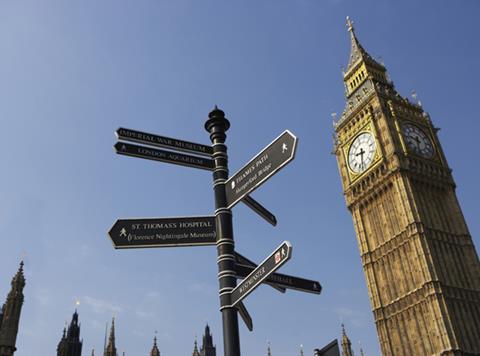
[
  {"left": 343, "top": 17, "right": 385, "bottom": 79},
  {"left": 150, "top": 331, "right": 160, "bottom": 356},
  {"left": 346, "top": 16, "right": 354, "bottom": 32}
]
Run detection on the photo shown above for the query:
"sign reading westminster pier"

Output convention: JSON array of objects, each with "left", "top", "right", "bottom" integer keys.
[{"left": 108, "top": 216, "right": 216, "bottom": 249}]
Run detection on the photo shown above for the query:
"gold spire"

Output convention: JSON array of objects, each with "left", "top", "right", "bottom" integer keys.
[
  {"left": 104, "top": 317, "right": 117, "bottom": 356},
  {"left": 341, "top": 324, "right": 353, "bottom": 356},
  {"left": 344, "top": 16, "right": 385, "bottom": 77}
]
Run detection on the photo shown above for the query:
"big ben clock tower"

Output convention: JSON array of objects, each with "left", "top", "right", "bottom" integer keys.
[{"left": 334, "top": 18, "right": 480, "bottom": 355}]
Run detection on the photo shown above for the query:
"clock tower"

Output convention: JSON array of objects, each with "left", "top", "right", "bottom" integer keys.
[{"left": 333, "top": 18, "right": 480, "bottom": 355}]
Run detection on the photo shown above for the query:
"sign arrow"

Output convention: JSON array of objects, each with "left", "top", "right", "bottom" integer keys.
[
  {"left": 236, "top": 301, "right": 253, "bottom": 332},
  {"left": 241, "top": 196, "right": 277, "bottom": 226},
  {"left": 108, "top": 216, "right": 216, "bottom": 249},
  {"left": 230, "top": 241, "right": 292, "bottom": 307},
  {"left": 235, "top": 251, "right": 321, "bottom": 294},
  {"left": 225, "top": 130, "right": 297, "bottom": 209},
  {"left": 235, "top": 252, "right": 285, "bottom": 293},
  {"left": 114, "top": 142, "right": 214, "bottom": 171},
  {"left": 314, "top": 340, "right": 340, "bottom": 356},
  {"left": 235, "top": 264, "right": 321, "bottom": 295},
  {"left": 116, "top": 127, "right": 213, "bottom": 157}
]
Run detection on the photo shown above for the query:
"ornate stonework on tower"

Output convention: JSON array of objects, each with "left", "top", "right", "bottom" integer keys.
[
  {"left": 0, "top": 262, "right": 25, "bottom": 356},
  {"left": 104, "top": 318, "right": 117, "bottom": 356},
  {"left": 200, "top": 324, "right": 216, "bottom": 356},
  {"left": 192, "top": 337, "right": 200, "bottom": 356},
  {"left": 333, "top": 17, "right": 480, "bottom": 355},
  {"left": 57, "top": 310, "right": 83, "bottom": 356},
  {"left": 340, "top": 324, "right": 353, "bottom": 356},
  {"left": 149, "top": 335, "right": 160, "bottom": 356}
]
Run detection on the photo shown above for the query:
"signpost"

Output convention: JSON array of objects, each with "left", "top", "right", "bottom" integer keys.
[
  {"left": 109, "top": 107, "right": 321, "bottom": 356},
  {"left": 225, "top": 130, "right": 297, "bottom": 209},
  {"left": 116, "top": 127, "right": 213, "bottom": 156},
  {"left": 236, "top": 301, "right": 253, "bottom": 332},
  {"left": 314, "top": 340, "right": 341, "bottom": 356},
  {"left": 108, "top": 216, "right": 216, "bottom": 249},
  {"left": 114, "top": 142, "right": 214, "bottom": 170},
  {"left": 241, "top": 196, "right": 277, "bottom": 226},
  {"left": 230, "top": 241, "right": 292, "bottom": 307},
  {"left": 235, "top": 252, "right": 285, "bottom": 293},
  {"left": 235, "top": 263, "right": 322, "bottom": 295}
]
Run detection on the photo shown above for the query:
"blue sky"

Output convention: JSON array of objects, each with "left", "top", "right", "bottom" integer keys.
[{"left": 0, "top": 1, "right": 479, "bottom": 355}]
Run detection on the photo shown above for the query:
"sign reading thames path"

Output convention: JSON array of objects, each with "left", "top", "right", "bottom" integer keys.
[
  {"left": 109, "top": 107, "right": 321, "bottom": 356},
  {"left": 108, "top": 216, "right": 216, "bottom": 249},
  {"left": 225, "top": 130, "right": 297, "bottom": 209}
]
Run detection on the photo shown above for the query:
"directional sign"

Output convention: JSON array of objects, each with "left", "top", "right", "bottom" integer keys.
[
  {"left": 230, "top": 241, "right": 292, "bottom": 306},
  {"left": 235, "top": 264, "right": 321, "bottom": 295},
  {"left": 108, "top": 216, "right": 216, "bottom": 249},
  {"left": 235, "top": 252, "right": 285, "bottom": 293},
  {"left": 116, "top": 127, "right": 213, "bottom": 157},
  {"left": 241, "top": 196, "right": 277, "bottom": 226},
  {"left": 314, "top": 340, "right": 340, "bottom": 356},
  {"left": 114, "top": 142, "right": 214, "bottom": 171},
  {"left": 225, "top": 130, "right": 297, "bottom": 209},
  {"left": 236, "top": 301, "right": 253, "bottom": 332}
]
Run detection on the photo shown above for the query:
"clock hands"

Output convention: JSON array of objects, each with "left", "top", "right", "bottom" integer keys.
[
  {"left": 412, "top": 135, "right": 422, "bottom": 151},
  {"left": 348, "top": 132, "right": 376, "bottom": 173},
  {"left": 356, "top": 147, "right": 366, "bottom": 170}
]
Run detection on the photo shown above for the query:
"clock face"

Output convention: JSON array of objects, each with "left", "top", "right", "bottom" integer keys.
[
  {"left": 402, "top": 123, "right": 434, "bottom": 158},
  {"left": 348, "top": 132, "right": 376, "bottom": 174}
]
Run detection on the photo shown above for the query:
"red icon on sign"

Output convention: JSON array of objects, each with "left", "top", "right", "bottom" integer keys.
[{"left": 275, "top": 252, "right": 281, "bottom": 264}]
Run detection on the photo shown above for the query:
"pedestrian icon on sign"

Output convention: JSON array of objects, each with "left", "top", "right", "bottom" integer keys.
[{"left": 120, "top": 228, "right": 127, "bottom": 237}]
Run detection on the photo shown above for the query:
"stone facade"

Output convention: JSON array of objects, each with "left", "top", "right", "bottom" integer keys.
[
  {"left": 334, "top": 17, "right": 480, "bottom": 355},
  {"left": 0, "top": 262, "right": 25, "bottom": 356},
  {"left": 57, "top": 310, "right": 83, "bottom": 356}
]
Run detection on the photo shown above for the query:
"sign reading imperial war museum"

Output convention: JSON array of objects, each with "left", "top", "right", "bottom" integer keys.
[
  {"left": 116, "top": 127, "right": 213, "bottom": 156},
  {"left": 109, "top": 108, "right": 321, "bottom": 356},
  {"left": 108, "top": 216, "right": 216, "bottom": 249},
  {"left": 225, "top": 130, "right": 297, "bottom": 209}
]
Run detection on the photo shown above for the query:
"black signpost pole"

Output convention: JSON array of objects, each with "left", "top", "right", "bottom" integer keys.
[{"left": 205, "top": 107, "right": 241, "bottom": 356}]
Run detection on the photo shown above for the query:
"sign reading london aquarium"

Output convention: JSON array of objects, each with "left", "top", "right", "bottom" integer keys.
[
  {"left": 109, "top": 108, "right": 321, "bottom": 356},
  {"left": 108, "top": 216, "right": 216, "bottom": 249},
  {"left": 114, "top": 142, "right": 214, "bottom": 170}
]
